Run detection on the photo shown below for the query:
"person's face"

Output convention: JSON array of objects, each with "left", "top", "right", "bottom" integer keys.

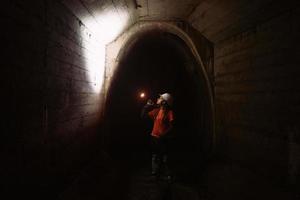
[{"left": 157, "top": 96, "right": 163, "bottom": 105}]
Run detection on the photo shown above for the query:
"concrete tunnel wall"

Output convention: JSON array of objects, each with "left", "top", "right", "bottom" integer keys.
[
  {"left": 2, "top": 0, "right": 300, "bottom": 198},
  {"left": 2, "top": 0, "right": 115, "bottom": 198},
  {"left": 2, "top": 1, "right": 214, "bottom": 198},
  {"left": 188, "top": 0, "right": 300, "bottom": 189}
]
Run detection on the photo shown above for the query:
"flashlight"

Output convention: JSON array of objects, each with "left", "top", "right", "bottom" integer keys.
[{"left": 139, "top": 92, "right": 146, "bottom": 99}]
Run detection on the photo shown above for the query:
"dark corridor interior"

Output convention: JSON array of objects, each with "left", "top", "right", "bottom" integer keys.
[
  {"left": 105, "top": 31, "right": 207, "bottom": 184},
  {"left": 99, "top": 31, "right": 213, "bottom": 200},
  {"left": 3, "top": 0, "right": 299, "bottom": 200}
]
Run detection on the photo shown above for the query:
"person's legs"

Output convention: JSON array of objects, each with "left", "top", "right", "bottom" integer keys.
[
  {"left": 161, "top": 138, "right": 172, "bottom": 181},
  {"left": 151, "top": 136, "right": 161, "bottom": 176},
  {"left": 151, "top": 154, "right": 159, "bottom": 175}
]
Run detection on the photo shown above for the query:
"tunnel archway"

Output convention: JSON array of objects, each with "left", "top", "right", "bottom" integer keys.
[
  {"left": 104, "top": 25, "right": 214, "bottom": 169},
  {"left": 103, "top": 23, "right": 214, "bottom": 182}
]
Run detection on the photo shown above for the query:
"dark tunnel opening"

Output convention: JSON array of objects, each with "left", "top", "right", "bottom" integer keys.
[
  {"left": 104, "top": 30, "right": 213, "bottom": 189},
  {"left": 2, "top": 0, "right": 299, "bottom": 198}
]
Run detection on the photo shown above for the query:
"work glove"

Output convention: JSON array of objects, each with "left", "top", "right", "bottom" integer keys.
[
  {"left": 141, "top": 99, "right": 155, "bottom": 118},
  {"left": 147, "top": 99, "right": 154, "bottom": 105}
]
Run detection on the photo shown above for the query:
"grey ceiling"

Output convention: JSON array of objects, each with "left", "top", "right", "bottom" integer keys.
[
  {"left": 63, "top": 0, "right": 281, "bottom": 42},
  {"left": 76, "top": 0, "right": 206, "bottom": 24}
]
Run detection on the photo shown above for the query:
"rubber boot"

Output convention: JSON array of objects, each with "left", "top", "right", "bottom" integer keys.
[
  {"left": 162, "top": 155, "right": 172, "bottom": 182},
  {"left": 151, "top": 154, "right": 159, "bottom": 176}
]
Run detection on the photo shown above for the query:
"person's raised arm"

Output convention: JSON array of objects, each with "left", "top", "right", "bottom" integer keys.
[{"left": 141, "top": 99, "right": 155, "bottom": 119}]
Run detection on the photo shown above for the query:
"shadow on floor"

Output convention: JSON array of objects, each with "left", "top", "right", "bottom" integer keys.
[{"left": 59, "top": 151, "right": 296, "bottom": 200}]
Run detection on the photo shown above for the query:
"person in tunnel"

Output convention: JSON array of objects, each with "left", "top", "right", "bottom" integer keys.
[{"left": 141, "top": 93, "right": 174, "bottom": 180}]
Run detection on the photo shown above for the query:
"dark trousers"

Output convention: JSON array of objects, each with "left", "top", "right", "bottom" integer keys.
[{"left": 151, "top": 136, "right": 170, "bottom": 176}]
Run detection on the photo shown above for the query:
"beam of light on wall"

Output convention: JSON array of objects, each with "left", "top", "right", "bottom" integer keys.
[{"left": 81, "top": 8, "right": 129, "bottom": 93}]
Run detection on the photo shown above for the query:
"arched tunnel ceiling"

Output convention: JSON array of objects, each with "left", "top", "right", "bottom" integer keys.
[
  {"left": 76, "top": 0, "right": 203, "bottom": 21},
  {"left": 131, "top": 0, "right": 202, "bottom": 20},
  {"left": 62, "top": 0, "right": 212, "bottom": 41},
  {"left": 62, "top": 0, "right": 296, "bottom": 43}
]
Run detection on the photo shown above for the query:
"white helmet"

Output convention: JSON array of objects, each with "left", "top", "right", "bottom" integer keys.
[{"left": 160, "top": 93, "right": 173, "bottom": 106}]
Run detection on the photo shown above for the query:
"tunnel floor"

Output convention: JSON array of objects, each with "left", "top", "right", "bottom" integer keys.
[
  {"left": 58, "top": 150, "right": 293, "bottom": 200},
  {"left": 59, "top": 150, "right": 204, "bottom": 200}
]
